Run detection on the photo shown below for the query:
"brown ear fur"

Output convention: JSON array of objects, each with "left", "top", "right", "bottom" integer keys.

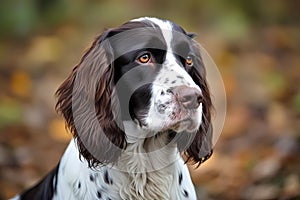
[{"left": 55, "top": 33, "right": 126, "bottom": 167}]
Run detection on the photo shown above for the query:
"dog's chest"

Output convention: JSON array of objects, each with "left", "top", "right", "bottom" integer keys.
[
  {"left": 111, "top": 168, "right": 175, "bottom": 200},
  {"left": 55, "top": 166, "right": 182, "bottom": 200},
  {"left": 54, "top": 140, "right": 196, "bottom": 200}
]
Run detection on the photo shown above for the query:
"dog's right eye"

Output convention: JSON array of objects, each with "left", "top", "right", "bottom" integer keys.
[
  {"left": 186, "top": 55, "right": 193, "bottom": 66},
  {"left": 137, "top": 53, "right": 151, "bottom": 64}
]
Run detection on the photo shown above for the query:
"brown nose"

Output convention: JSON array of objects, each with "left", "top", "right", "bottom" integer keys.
[{"left": 169, "top": 86, "right": 203, "bottom": 109}]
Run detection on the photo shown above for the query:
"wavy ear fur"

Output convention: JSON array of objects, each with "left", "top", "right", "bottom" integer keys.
[
  {"left": 55, "top": 32, "right": 126, "bottom": 167},
  {"left": 182, "top": 42, "right": 213, "bottom": 166}
]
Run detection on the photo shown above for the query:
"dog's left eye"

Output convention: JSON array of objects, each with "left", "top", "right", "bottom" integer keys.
[
  {"left": 137, "top": 53, "right": 151, "bottom": 64},
  {"left": 186, "top": 55, "right": 193, "bottom": 66}
]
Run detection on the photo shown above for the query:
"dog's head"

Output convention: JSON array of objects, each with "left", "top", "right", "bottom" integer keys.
[{"left": 55, "top": 17, "right": 213, "bottom": 167}]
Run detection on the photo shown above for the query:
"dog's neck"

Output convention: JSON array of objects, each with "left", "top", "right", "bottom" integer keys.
[
  {"left": 113, "top": 121, "right": 182, "bottom": 199},
  {"left": 122, "top": 121, "right": 179, "bottom": 171}
]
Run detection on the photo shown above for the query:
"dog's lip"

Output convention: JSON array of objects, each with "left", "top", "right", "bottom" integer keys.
[{"left": 166, "top": 117, "right": 199, "bottom": 132}]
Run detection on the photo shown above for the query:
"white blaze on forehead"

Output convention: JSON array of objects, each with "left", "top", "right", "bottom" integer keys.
[
  {"left": 131, "top": 17, "right": 173, "bottom": 51},
  {"left": 144, "top": 17, "right": 173, "bottom": 51}
]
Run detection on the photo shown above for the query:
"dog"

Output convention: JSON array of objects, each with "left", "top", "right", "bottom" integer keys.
[{"left": 12, "top": 17, "right": 213, "bottom": 200}]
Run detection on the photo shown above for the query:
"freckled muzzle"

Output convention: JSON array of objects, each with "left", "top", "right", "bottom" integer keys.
[{"left": 153, "top": 85, "right": 203, "bottom": 132}]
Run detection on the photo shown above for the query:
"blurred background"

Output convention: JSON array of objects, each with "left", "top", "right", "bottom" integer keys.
[{"left": 0, "top": 0, "right": 299, "bottom": 199}]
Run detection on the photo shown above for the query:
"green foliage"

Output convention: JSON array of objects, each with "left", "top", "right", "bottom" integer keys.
[
  {"left": 0, "top": 0, "right": 298, "bottom": 39},
  {"left": 0, "top": 0, "right": 38, "bottom": 38},
  {"left": 292, "top": 93, "right": 300, "bottom": 115},
  {"left": 0, "top": 98, "right": 22, "bottom": 129}
]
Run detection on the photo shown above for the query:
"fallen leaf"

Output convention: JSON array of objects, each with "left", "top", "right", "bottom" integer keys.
[
  {"left": 10, "top": 71, "right": 32, "bottom": 98},
  {"left": 48, "top": 118, "right": 71, "bottom": 142}
]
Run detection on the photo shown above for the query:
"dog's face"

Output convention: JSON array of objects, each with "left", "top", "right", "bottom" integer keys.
[{"left": 56, "top": 17, "right": 213, "bottom": 167}]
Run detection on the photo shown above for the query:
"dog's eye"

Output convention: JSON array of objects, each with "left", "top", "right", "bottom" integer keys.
[
  {"left": 186, "top": 56, "right": 193, "bottom": 66},
  {"left": 138, "top": 53, "right": 151, "bottom": 64}
]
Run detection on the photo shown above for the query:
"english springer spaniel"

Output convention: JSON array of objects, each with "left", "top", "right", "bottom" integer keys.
[{"left": 12, "top": 17, "right": 213, "bottom": 200}]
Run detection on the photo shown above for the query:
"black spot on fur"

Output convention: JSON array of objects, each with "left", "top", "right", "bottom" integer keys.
[
  {"left": 183, "top": 189, "right": 189, "bottom": 197},
  {"left": 97, "top": 190, "right": 102, "bottom": 199},
  {"left": 157, "top": 104, "right": 166, "bottom": 114},
  {"left": 90, "top": 174, "right": 94, "bottom": 182},
  {"left": 78, "top": 181, "right": 81, "bottom": 189},
  {"left": 177, "top": 75, "right": 184, "bottom": 79},
  {"left": 164, "top": 78, "right": 169, "bottom": 84},
  {"left": 171, "top": 80, "right": 176, "bottom": 84},
  {"left": 179, "top": 172, "right": 183, "bottom": 185},
  {"left": 104, "top": 170, "right": 113, "bottom": 185}
]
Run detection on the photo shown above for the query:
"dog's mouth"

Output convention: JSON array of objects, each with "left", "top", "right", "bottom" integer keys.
[
  {"left": 165, "top": 116, "right": 199, "bottom": 133},
  {"left": 155, "top": 105, "right": 199, "bottom": 133},
  {"left": 170, "top": 119, "right": 195, "bottom": 131}
]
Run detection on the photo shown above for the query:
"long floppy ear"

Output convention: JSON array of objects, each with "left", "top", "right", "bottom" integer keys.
[
  {"left": 55, "top": 31, "right": 126, "bottom": 167},
  {"left": 181, "top": 42, "right": 213, "bottom": 166}
]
